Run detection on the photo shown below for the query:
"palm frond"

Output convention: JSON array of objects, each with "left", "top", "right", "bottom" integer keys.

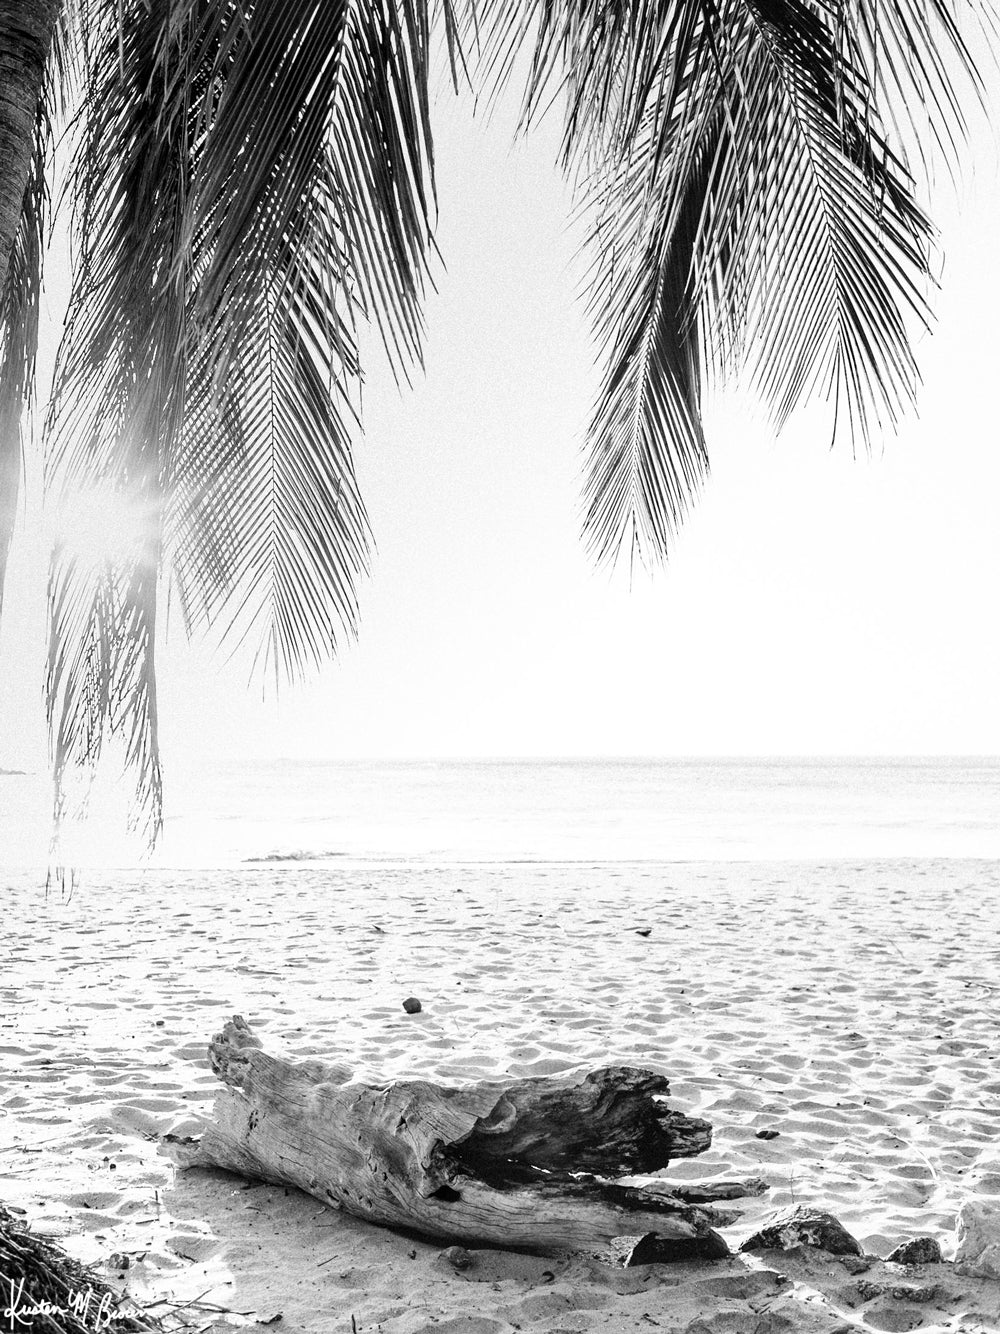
[
  {"left": 161, "top": 0, "right": 441, "bottom": 677},
  {"left": 700, "top": 0, "right": 936, "bottom": 441},
  {"left": 46, "top": 0, "right": 190, "bottom": 843},
  {"left": 581, "top": 105, "right": 722, "bottom": 568},
  {"left": 47, "top": 0, "right": 445, "bottom": 839},
  {"left": 167, "top": 0, "right": 438, "bottom": 384},
  {"left": 473, "top": 0, "right": 984, "bottom": 568},
  {"left": 158, "top": 0, "right": 387, "bottom": 675},
  {"left": 167, "top": 255, "right": 370, "bottom": 683},
  {"left": 47, "top": 544, "right": 163, "bottom": 844}
]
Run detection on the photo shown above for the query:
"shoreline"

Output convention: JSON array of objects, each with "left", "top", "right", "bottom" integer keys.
[{"left": 8, "top": 851, "right": 1000, "bottom": 876}]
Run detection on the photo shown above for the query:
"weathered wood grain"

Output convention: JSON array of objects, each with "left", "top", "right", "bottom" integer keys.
[{"left": 165, "top": 1015, "right": 730, "bottom": 1259}]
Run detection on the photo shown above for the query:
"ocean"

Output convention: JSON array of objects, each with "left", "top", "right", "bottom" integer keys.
[{"left": 2, "top": 755, "right": 998, "bottom": 868}]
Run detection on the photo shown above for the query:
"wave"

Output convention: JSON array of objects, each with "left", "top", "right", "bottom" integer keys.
[{"left": 243, "top": 849, "right": 350, "bottom": 863}]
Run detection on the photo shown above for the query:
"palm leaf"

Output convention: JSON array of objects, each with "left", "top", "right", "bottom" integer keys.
[
  {"left": 581, "top": 106, "right": 722, "bottom": 568},
  {"left": 472, "top": 0, "right": 984, "bottom": 568},
  {"left": 46, "top": 0, "right": 197, "bottom": 843},
  {"left": 700, "top": 0, "right": 935, "bottom": 439},
  {"left": 167, "top": 257, "right": 369, "bottom": 683},
  {"left": 162, "top": 0, "right": 442, "bottom": 676},
  {"left": 47, "top": 0, "right": 444, "bottom": 839},
  {"left": 47, "top": 549, "right": 163, "bottom": 844},
  {"left": 167, "top": 0, "right": 438, "bottom": 383}
]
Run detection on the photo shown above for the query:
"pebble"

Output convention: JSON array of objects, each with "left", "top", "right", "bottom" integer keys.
[
  {"left": 885, "top": 1236, "right": 943, "bottom": 1266},
  {"left": 741, "top": 1206, "right": 863, "bottom": 1256},
  {"left": 439, "top": 1246, "right": 474, "bottom": 1271}
]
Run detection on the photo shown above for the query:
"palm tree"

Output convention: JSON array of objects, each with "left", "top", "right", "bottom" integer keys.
[{"left": 0, "top": 0, "right": 989, "bottom": 842}]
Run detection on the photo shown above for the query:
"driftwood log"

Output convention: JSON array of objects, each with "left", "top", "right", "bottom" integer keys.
[{"left": 164, "top": 1016, "right": 730, "bottom": 1260}]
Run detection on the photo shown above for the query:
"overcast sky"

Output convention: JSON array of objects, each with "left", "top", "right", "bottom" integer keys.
[{"left": 1, "top": 69, "right": 998, "bottom": 790}]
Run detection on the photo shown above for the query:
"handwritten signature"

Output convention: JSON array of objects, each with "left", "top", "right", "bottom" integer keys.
[{"left": 2, "top": 1276, "right": 120, "bottom": 1330}]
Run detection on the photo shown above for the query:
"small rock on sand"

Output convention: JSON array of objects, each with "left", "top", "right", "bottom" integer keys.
[
  {"left": 885, "top": 1236, "right": 943, "bottom": 1266},
  {"left": 438, "top": 1245, "right": 474, "bottom": 1271},
  {"left": 840, "top": 1255, "right": 871, "bottom": 1274},
  {"left": 740, "top": 1206, "right": 862, "bottom": 1256},
  {"left": 402, "top": 997, "right": 422, "bottom": 1014}
]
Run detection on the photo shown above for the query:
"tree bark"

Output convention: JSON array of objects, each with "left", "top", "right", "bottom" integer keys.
[
  {"left": 164, "top": 1015, "right": 731, "bottom": 1261},
  {"left": 0, "top": 0, "right": 59, "bottom": 603},
  {"left": 0, "top": 0, "right": 57, "bottom": 297}
]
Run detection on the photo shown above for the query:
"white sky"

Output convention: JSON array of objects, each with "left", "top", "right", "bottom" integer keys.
[{"left": 1, "top": 69, "right": 999, "bottom": 790}]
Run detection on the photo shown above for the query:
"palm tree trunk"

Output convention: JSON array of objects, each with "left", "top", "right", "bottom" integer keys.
[
  {"left": 0, "top": 0, "right": 58, "bottom": 606},
  {"left": 0, "top": 0, "right": 57, "bottom": 299}
]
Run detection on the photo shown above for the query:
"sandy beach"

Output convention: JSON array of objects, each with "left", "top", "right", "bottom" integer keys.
[{"left": 3, "top": 858, "right": 1000, "bottom": 1332}]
